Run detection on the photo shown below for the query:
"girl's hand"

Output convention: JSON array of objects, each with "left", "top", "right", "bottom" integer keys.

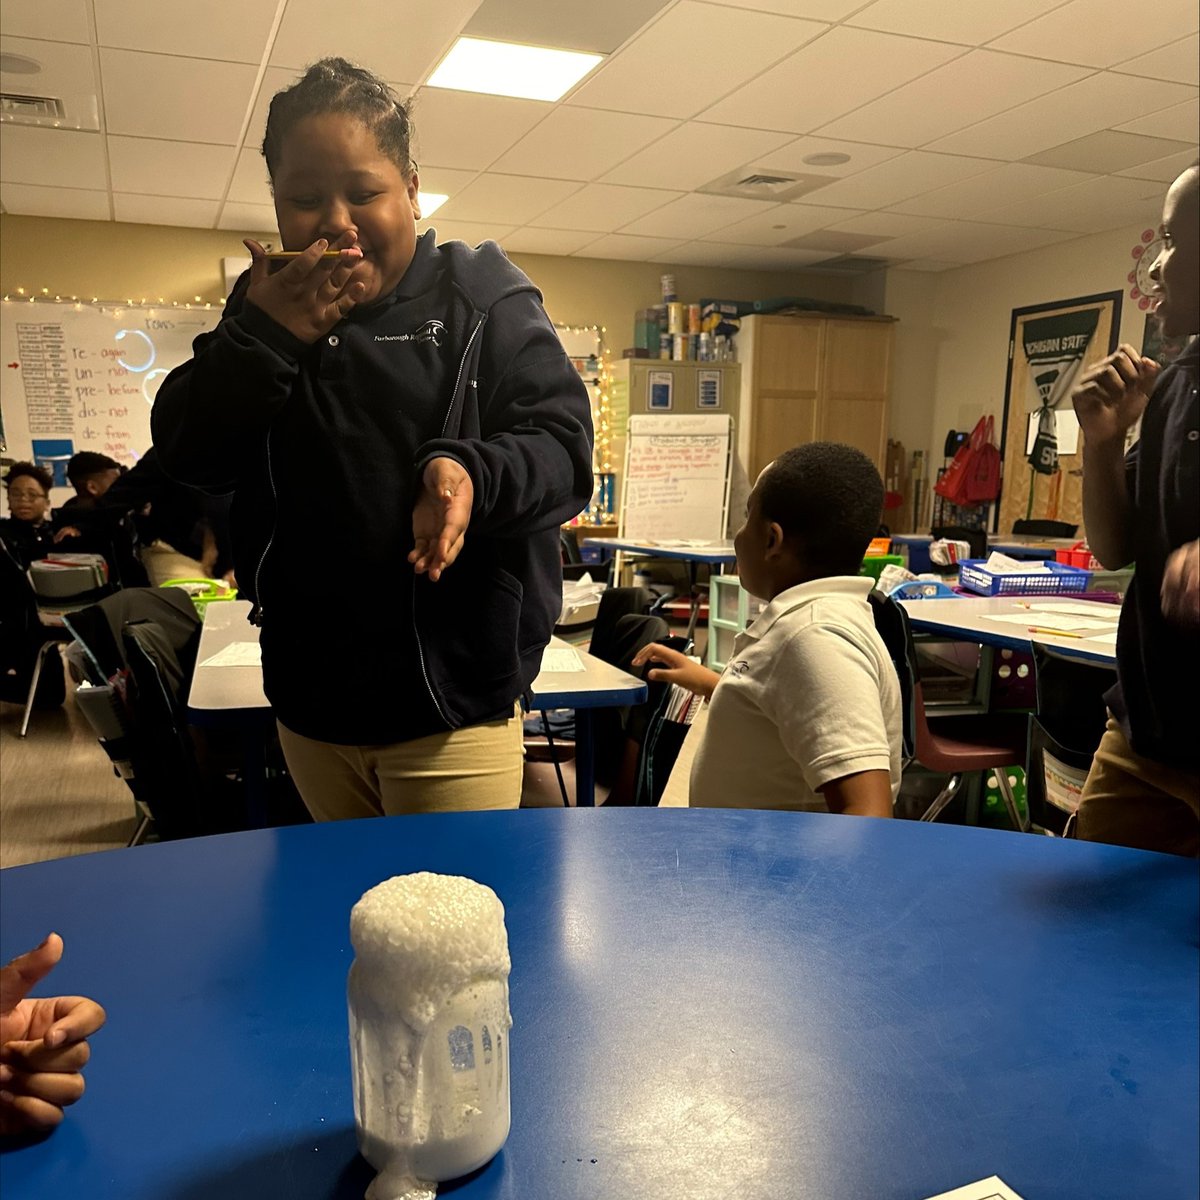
[
  {"left": 242, "top": 235, "right": 365, "bottom": 343},
  {"left": 1071, "top": 344, "right": 1159, "bottom": 447},
  {"left": 630, "top": 643, "right": 720, "bottom": 700},
  {"left": 410, "top": 458, "right": 474, "bottom": 582}
]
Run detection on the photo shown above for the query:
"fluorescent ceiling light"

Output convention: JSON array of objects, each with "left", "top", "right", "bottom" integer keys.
[
  {"left": 418, "top": 192, "right": 448, "bottom": 218},
  {"left": 426, "top": 37, "right": 603, "bottom": 102}
]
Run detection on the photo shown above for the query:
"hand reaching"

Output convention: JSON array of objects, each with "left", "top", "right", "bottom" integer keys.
[
  {"left": 242, "top": 235, "right": 366, "bottom": 344},
  {"left": 1, "top": 934, "right": 106, "bottom": 1136},
  {"left": 1162, "top": 539, "right": 1200, "bottom": 628},
  {"left": 410, "top": 458, "right": 474, "bottom": 583},
  {"left": 630, "top": 643, "right": 720, "bottom": 700},
  {"left": 1071, "top": 344, "right": 1159, "bottom": 447}
]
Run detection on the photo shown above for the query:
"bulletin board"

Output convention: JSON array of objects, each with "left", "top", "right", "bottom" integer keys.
[
  {"left": 1, "top": 299, "right": 219, "bottom": 502},
  {"left": 619, "top": 414, "right": 732, "bottom": 542},
  {"left": 996, "top": 292, "right": 1121, "bottom": 535}
]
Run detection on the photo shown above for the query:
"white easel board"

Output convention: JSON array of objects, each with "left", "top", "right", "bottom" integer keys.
[{"left": 619, "top": 414, "right": 732, "bottom": 542}]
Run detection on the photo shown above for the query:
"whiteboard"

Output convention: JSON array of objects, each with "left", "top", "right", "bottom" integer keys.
[
  {"left": 619, "top": 414, "right": 732, "bottom": 542},
  {"left": 1, "top": 300, "right": 219, "bottom": 503}
]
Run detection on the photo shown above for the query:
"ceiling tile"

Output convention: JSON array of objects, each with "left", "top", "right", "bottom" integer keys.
[
  {"left": 754, "top": 135, "right": 906, "bottom": 177},
  {"left": 411, "top": 89, "right": 553, "bottom": 172},
  {"left": 1, "top": 37, "right": 101, "bottom": 130},
  {"left": 567, "top": 2, "right": 826, "bottom": 120},
  {"left": 218, "top": 202, "right": 276, "bottom": 233},
  {"left": 601, "top": 123, "right": 794, "bottom": 190},
  {"left": 227, "top": 148, "right": 273, "bottom": 205},
  {"left": 0, "top": 0, "right": 90, "bottom": 43},
  {"left": 1114, "top": 33, "right": 1200, "bottom": 83},
  {"left": 989, "top": 0, "right": 1199, "bottom": 67},
  {"left": 1, "top": 182, "right": 109, "bottom": 220},
  {"left": 573, "top": 232, "right": 688, "bottom": 260},
  {"left": 890, "top": 163, "right": 1094, "bottom": 218},
  {"left": 929, "top": 73, "right": 1195, "bottom": 160},
  {"left": 1024, "top": 130, "right": 1194, "bottom": 173},
  {"left": 796, "top": 150, "right": 996, "bottom": 210},
  {"left": 0, "top": 126, "right": 107, "bottom": 189},
  {"left": 619, "top": 192, "right": 779, "bottom": 238},
  {"left": 827, "top": 211, "right": 946, "bottom": 236},
  {"left": 783, "top": 229, "right": 887, "bottom": 252},
  {"left": 270, "top": 0, "right": 481, "bottom": 83},
  {"left": 700, "top": 27, "right": 964, "bottom": 134},
  {"left": 846, "top": 0, "right": 1069, "bottom": 43},
  {"left": 976, "top": 175, "right": 1164, "bottom": 233},
  {"left": 434, "top": 174, "right": 582, "bottom": 225},
  {"left": 1116, "top": 148, "right": 1200, "bottom": 183},
  {"left": 879, "top": 221, "right": 1078, "bottom": 263},
  {"left": 94, "top": 0, "right": 279, "bottom": 64},
  {"left": 464, "top": 0, "right": 671, "bottom": 55},
  {"left": 501, "top": 228, "right": 601, "bottom": 255},
  {"left": 113, "top": 193, "right": 219, "bottom": 228},
  {"left": 650, "top": 242, "right": 832, "bottom": 269},
  {"left": 101, "top": 49, "right": 257, "bottom": 143},
  {"left": 699, "top": 202, "right": 850, "bottom": 244},
  {"left": 1115, "top": 97, "right": 1199, "bottom": 142},
  {"left": 816, "top": 51, "right": 1089, "bottom": 148},
  {"left": 901, "top": 259, "right": 964, "bottom": 271},
  {"left": 705, "top": 0, "right": 869, "bottom": 20},
  {"left": 108, "top": 136, "right": 236, "bottom": 200},
  {"left": 243, "top": 66, "right": 308, "bottom": 156},
  {"left": 492, "top": 108, "right": 677, "bottom": 182},
  {"left": 531, "top": 183, "right": 682, "bottom": 233},
  {"left": 426, "top": 221, "right": 519, "bottom": 247},
  {"left": 413, "top": 165, "right": 478, "bottom": 199}
]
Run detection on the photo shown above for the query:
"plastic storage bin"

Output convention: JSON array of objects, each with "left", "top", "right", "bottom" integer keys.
[
  {"left": 859, "top": 554, "right": 904, "bottom": 582},
  {"left": 161, "top": 578, "right": 238, "bottom": 616},
  {"left": 958, "top": 559, "right": 1090, "bottom": 597}
]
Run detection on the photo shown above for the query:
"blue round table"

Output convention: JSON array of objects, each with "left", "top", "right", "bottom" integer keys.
[{"left": 1, "top": 809, "right": 1196, "bottom": 1200}]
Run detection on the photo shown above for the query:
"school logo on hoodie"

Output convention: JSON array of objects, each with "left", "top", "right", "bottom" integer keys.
[{"left": 375, "top": 320, "right": 445, "bottom": 348}]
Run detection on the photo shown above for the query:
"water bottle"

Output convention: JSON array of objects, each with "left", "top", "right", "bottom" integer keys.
[{"left": 348, "top": 873, "right": 512, "bottom": 1200}]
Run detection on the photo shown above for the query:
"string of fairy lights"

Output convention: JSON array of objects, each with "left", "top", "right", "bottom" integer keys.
[{"left": 1, "top": 288, "right": 222, "bottom": 311}]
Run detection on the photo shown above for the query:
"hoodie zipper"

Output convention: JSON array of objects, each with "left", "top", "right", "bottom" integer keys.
[
  {"left": 414, "top": 313, "right": 486, "bottom": 726},
  {"left": 249, "top": 428, "right": 279, "bottom": 627}
]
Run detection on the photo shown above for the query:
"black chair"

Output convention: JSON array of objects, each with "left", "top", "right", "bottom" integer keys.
[
  {"left": 631, "top": 632, "right": 694, "bottom": 807},
  {"left": 1011, "top": 519, "right": 1078, "bottom": 538},
  {"left": 0, "top": 545, "right": 66, "bottom": 731},
  {"left": 1025, "top": 644, "right": 1116, "bottom": 836},
  {"left": 931, "top": 525, "right": 987, "bottom": 560}
]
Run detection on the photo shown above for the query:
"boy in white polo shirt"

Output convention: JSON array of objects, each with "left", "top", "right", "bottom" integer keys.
[{"left": 633, "top": 442, "right": 901, "bottom": 816}]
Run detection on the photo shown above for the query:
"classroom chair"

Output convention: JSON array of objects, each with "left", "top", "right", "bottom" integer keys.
[
  {"left": 1025, "top": 644, "right": 1116, "bottom": 836},
  {"left": 1011, "top": 519, "right": 1078, "bottom": 538},
  {"left": 869, "top": 593, "right": 1029, "bottom": 831}
]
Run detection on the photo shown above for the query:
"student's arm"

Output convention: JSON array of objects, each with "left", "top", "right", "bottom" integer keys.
[
  {"left": 631, "top": 643, "right": 720, "bottom": 699},
  {"left": 415, "top": 291, "right": 594, "bottom": 538},
  {"left": 1071, "top": 345, "right": 1159, "bottom": 569},
  {"left": 819, "top": 770, "right": 893, "bottom": 818}
]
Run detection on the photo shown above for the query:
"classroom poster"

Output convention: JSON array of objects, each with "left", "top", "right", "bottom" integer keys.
[{"left": 997, "top": 292, "right": 1121, "bottom": 533}]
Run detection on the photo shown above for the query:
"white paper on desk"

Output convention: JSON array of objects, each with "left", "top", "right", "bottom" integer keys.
[
  {"left": 199, "top": 642, "right": 262, "bottom": 668},
  {"left": 983, "top": 613, "right": 1113, "bottom": 631},
  {"left": 540, "top": 647, "right": 585, "bottom": 673},
  {"left": 1083, "top": 630, "right": 1119, "bottom": 647},
  {"left": 923, "top": 1177, "right": 1025, "bottom": 1200},
  {"left": 1029, "top": 601, "right": 1120, "bottom": 620}
]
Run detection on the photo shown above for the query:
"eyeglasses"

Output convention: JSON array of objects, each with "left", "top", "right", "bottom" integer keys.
[{"left": 6, "top": 489, "right": 48, "bottom": 501}]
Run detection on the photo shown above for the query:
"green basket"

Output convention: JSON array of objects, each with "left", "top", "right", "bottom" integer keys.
[
  {"left": 161, "top": 578, "right": 238, "bottom": 616},
  {"left": 981, "top": 766, "right": 1028, "bottom": 829},
  {"left": 859, "top": 554, "right": 904, "bottom": 581}
]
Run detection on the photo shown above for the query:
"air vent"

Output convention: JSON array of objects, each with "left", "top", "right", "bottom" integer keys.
[
  {"left": 699, "top": 167, "right": 837, "bottom": 202},
  {"left": 1, "top": 93, "right": 67, "bottom": 121}
]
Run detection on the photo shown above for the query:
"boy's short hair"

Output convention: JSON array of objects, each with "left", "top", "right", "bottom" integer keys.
[
  {"left": 67, "top": 451, "right": 121, "bottom": 489},
  {"left": 5, "top": 461, "right": 54, "bottom": 495},
  {"left": 759, "top": 442, "right": 885, "bottom": 576}
]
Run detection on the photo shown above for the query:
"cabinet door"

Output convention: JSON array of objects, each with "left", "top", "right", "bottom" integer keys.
[
  {"left": 750, "top": 318, "right": 823, "bottom": 478},
  {"left": 819, "top": 320, "right": 893, "bottom": 470}
]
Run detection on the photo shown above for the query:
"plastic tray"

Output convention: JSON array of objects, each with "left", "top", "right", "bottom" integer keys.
[
  {"left": 161, "top": 578, "right": 238, "bottom": 615},
  {"left": 859, "top": 554, "right": 904, "bottom": 581},
  {"left": 958, "top": 559, "right": 1091, "bottom": 596},
  {"left": 890, "top": 580, "right": 960, "bottom": 600}
]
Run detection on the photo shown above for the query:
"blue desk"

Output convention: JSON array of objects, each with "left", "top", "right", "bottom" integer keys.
[{"left": 1, "top": 810, "right": 1195, "bottom": 1200}]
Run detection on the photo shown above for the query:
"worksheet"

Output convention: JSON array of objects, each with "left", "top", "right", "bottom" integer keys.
[
  {"left": 540, "top": 647, "right": 584, "bottom": 673},
  {"left": 923, "top": 1176, "right": 1025, "bottom": 1200},
  {"left": 1028, "top": 601, "right": 1121, "bottom": 620},
  {"left": 199, "top": 642, "right": 262, "bottom": 668},
  {"left": 984, "top": 613, "right": 1113, "bottom": 631},
  {"left": 1082, "top": 630, "right": 1119, "bottom": 647}
]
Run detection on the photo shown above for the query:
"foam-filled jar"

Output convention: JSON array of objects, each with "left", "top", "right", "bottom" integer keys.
[{"left": 348, "top": 873, "right": 512, "bottom": 1200}]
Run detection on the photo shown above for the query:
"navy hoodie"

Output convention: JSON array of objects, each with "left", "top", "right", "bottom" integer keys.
[{"left": 152, "top": 232, "right": 594, "bottom": 744}]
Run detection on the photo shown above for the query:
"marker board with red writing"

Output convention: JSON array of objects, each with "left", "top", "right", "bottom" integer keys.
[
  {"left": 1, "top": 299, "right": 219, "bottom": 502},
  {"left": 619, "top": 414, "right": 732, "bottom": 542}
]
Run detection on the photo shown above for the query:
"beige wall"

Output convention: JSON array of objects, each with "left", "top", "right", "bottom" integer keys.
[{"left": 1, "top": 213, "right": 863, "bottom": 356}]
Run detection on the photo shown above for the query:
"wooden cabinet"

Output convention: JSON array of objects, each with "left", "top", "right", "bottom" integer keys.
[{"left": 735, "top": 314, "right": 895, "bottom": 480}]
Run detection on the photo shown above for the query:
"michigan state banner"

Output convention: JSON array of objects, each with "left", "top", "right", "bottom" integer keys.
[{"left": 999, "top": 293, "right": 1121, "bottom": 533}]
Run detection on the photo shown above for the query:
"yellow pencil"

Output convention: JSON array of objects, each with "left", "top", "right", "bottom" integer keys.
[{"left": 1027, "top": 626, "right": 1082, "bottom": 638}]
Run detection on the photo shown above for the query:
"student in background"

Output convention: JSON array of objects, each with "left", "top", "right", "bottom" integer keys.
[
  {"left": 634, "top": 443, "right": 900, "bottom": 817},
  {"left": 1071, "top": 161, "right": 1199, "bottom": 856},
  {"left": 0, "top": 463, "right": 57, "bottom": 570},
  {"left": 0, "top": 934, "right": 105, "bottom": 1137},
  {"left": 58, "top": 452, "right": 122, "bottom": 517},
  {"left": 153, "top": 58, "right": 592, "bottom": 821},
  {"left": 52, "top": 452, "right": 148, "bottom": 589}
]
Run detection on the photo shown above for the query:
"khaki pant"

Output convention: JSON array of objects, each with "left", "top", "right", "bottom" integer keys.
[
  {"left": 1076, "top": 716, "right": 1200, "bottom": 857},
  {"left": 143, "top": 541, "right": 206, "bottom": 588},
  {"left": 277, "top": 707, "right": 523, "bottom": 821}
]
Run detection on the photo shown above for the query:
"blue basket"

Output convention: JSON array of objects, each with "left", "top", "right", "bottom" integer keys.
[
  {"left": 958, "top": 559, "right": 1091, "bottom": 597},
  {"left": 889, "top": 580, "right": 960, "bottom": 600}
]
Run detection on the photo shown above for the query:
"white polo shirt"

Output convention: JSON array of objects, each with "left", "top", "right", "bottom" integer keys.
[{"left": 689, "top": 576, "right": 902, "bottom": 812}]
